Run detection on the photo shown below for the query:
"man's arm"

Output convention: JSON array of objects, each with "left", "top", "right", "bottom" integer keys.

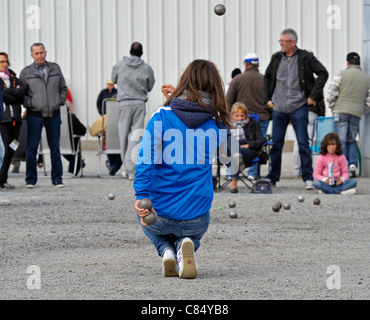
[{"left": 326, "top": 72, "right": 342, "bottom": 109}]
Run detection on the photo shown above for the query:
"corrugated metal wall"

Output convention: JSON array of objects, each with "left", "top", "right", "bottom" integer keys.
[{"left": 0, "top": 0, "right": 364, "bottom": 140}]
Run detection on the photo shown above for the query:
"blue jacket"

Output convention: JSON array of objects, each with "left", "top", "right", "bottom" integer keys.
[
  {"left": 134, "top": 97, "right": 227, "bottom": 221},
  {"left": 0, "top": 90, "right": 3, "bottom": 121}
]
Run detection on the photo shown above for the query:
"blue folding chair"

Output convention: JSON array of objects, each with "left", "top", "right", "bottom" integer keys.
[{"left": 310, "top": 117, "right": 334, "bottom": 155}]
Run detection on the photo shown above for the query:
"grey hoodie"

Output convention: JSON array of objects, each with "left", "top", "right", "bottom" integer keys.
[{"left": 111, "top": 56, "right": 155, "bottom": 103}]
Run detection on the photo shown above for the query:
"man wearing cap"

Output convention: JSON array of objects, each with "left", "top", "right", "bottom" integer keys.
[
  {"left": 111, "top": 42, "right": 155, "bottom": 180},
  {"left": 96, "top": 79, "right": 117, "bottom": 116},
  {"left": 327, "top": 52, "right": 370, "bottom": 177},
  {"left": 263, "top": 28, "right": 328, "bottom": 190},
  {"left": 227, "top": 53, "right": 271, "bottom": 180}
]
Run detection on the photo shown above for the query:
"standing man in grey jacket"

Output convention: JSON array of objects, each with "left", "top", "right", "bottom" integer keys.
[
  {"left": 20, "top": 43, "right": 67, "bottom": 188},
  {"left": 327, "top": 52, "right": 370, "bottom": 177},
  {"left": 112, "top": 42, "right": 155, "bottom": 180}
]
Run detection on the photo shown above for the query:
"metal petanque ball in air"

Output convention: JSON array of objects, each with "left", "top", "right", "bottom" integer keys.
[{"left": 214, "top": 4, "right": 226, "bottom": 16}]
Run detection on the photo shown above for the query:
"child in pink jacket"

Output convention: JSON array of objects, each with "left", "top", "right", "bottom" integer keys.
[{"left": 313, "top": 132, "right": 357, "bottom": 195}]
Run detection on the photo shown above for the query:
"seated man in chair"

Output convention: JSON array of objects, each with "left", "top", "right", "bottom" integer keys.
[{"left": 227, "top": 102, "right": 266, "bottom": 193}]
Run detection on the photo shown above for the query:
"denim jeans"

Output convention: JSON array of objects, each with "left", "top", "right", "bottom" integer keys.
[
  {"left": 293, "top": 111, "right": 318, "bottom": 175},
  {"left": 267, "top": 105, "right": 313, "bottom": 183},
  {"left": 334, "top": 114, "right": 360, "bottom": 168},
  {"left": 26, "top": 114, "right": 63, "bottom": 185},
  {"left": 138, "top": 212, "right": 210, "bottom": 258},
  {"left": 248, "top": 120, "right": 270, "bottom": 178},
  {"left": 313, "top": 179, "right": 357, "bottom": 194}
]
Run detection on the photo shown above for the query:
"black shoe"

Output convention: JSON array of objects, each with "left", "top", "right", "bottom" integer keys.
[{"left": 230, "top": 188, "right": 239, "bottom": 194}]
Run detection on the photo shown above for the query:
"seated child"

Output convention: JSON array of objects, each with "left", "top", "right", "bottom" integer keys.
[
  {"left": 227, "top": 102, "right": 265, "bottom": 193},
  {"left": 313, "top": 132, "right": 357, "bottom": 195}
]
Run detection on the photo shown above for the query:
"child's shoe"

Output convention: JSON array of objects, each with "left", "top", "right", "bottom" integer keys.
[
  {"left": 340, "top": 188, "right": 356, "bottom": 196},
  {"left": 162, "top": 249, "right": 178, "bottom": 277},
  {"left": 177, "top": 238, "right": 197, "bottom": 279}
]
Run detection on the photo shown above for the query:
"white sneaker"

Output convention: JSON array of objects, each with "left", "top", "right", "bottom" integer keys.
[
  {"left": 247, "top": 175, "right": 256, "bottom": 182},
  {"left": 162, "top": 250, "right": 178, "bottom": 277},
  {"left": 341, "top": 188, "right": 356, "bottom": 196},
  {"left": 177, "top": 238, "right": 197, "bottom": 279},
  {"left": 122, "top": 171, "right": 128, "bottom": 179},
  {"left": 0, "top": 199, "right": 10, "bottom": 206},
  {"left": 305, "top": 180, "right": 315, "bottom": 190},
  {"left": 349, "top": 165, "right": 357, "bottom": 178},
  {"left": 128, "top": 175, "right": 135, "bottom": 181}
]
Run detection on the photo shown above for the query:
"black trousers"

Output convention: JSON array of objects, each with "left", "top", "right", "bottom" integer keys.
[{"left": 0, "top": 122, "right": 21, "bottom": 186}]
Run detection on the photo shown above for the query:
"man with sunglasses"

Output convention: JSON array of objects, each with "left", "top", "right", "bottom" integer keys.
[{"left": 263, "top": 28, "right": 328, "bottom": 190}]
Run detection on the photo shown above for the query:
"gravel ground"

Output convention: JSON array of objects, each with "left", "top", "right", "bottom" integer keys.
[{"left": 0, "top": 151, "right": 369, "bottom": 301}]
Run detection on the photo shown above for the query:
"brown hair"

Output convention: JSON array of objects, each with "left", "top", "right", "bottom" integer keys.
[
  {"left": 165, "top": 59, "right": 232, "bottom": 129},
  {"left": 320, "top": 132, "right": 343, "bottom": 155},
  {"left": 0, "top": 52, "right": 10, "bottom": 66}
]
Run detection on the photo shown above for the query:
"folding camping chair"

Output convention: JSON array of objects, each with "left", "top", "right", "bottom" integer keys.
[
  {"left": 215, "top": 113, "right": 272, "bottom": 193},
  {"left": 39, "top": 103, "right": 84, "bottom": 178},
  {"left": 310, "top": 116, "right": 335, "bottom": 155},
  {"left": 97, "top": 99, "right": 121, "bottom": 177}
]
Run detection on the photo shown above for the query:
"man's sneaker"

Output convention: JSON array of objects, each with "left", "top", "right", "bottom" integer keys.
[
  {"left": 54, "top": 183, "right": 65, "bottom": 188},
  {"left": 0, "top": 199, "right": 10, "bottom": 206},
  {"left": 25, "top": 184, "right": 35, "bottom": 189},
  {"left": 128, "top": 175, "right": 135, "bottom": 181},
  {"left": 177, "top": 238, "right": 197, "bottom": 279},
  {"left": 305, "top": 180, "right": 315, "bottom": 190},
  {"left": 122, "top": 171, "right": 128, "bottom": 179},
  {"left": 341, "top": 188, "right": 356, "bottom": 196},
  {"left": 247, "top": 176, "right": 257, "bottom": 182},
  {"left": 162, "top": 250, "right": 178, "bottom": 277},
  {"left": 2, "top": 183, "right": 15, "bottom": 190},
  {"left": 349, "top": 165, "right": 357, "bottom": 178}
]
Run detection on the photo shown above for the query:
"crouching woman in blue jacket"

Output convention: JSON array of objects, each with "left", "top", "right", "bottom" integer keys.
[{"left": 134, "top": 60, "right": 232, "bottom": 279}]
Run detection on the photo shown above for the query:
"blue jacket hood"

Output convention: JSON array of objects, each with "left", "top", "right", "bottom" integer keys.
[{"left": 170, "top": 97, "right": 213, "bottom": 129}]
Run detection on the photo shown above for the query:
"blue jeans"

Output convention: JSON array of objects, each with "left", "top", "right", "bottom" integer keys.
[
  {"left": 138, "top": 212, "right": 210, "bottom": 257},
  {"left": 268, "top": 105, "right": 313, "bottom": 183},
  {"left": 248, "top": 120, "right": 270, "bottom": 178},
  {"left": 334, "top": 114, "right": 360, "bottom": 168},
  {"left": 26, "top": 114, "right": 63, "bottom": 185},
  {"left": 313, "top": 179, "right": 357, "bottom": 194}
]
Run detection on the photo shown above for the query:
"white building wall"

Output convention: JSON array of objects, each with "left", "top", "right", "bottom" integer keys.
[{"left": 0, "top": 0, "right": 364, "bottom": 140}]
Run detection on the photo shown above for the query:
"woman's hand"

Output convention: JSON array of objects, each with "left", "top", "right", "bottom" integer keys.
[
  {"left": 134, "top": 200, "right": 158, "bottom": 226},
  {"left": 161, "top": 84, "right": 175, "bottom": 99}
]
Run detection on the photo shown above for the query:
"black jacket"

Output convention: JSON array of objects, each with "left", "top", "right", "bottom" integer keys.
[
  {"left": 0, "top": 69, "right": 26, "bottom": 124},
  {"left": 262, "top": 48, "right": 329, "bottom": 104},
  {"left": 238, "top": 116, "right": 266, "bottom": 151}
]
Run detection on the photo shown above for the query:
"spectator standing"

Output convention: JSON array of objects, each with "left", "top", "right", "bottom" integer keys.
[
  {"left": 20, "top": 43, "right": 67, "bottom": 188},
  {"left": 262, "top": 28, "right": 328, "bottom": 189},
  {"left": 112, "top": 42, "right": 155, "bottom": 180},
  {"left": 326, "top": 52, "right": 370, "bottom": 178},
  {"left": 0, "top": 52, "right": 26, "bottom": 190},
  {"left": 227, "top": 53, "right": 271, "bottom": 180}
]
